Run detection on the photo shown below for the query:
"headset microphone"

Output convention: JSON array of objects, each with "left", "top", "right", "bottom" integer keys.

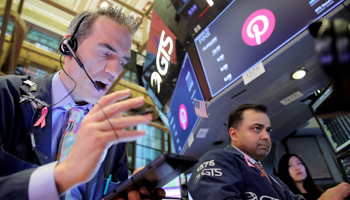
[
  {"left": 60, "top": 14, "right": 101, "bottom": 92},
  {"left": 63, "top": 39, "right": 102, "bottom": 92}
]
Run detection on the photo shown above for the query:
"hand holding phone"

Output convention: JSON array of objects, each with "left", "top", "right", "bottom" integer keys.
[{"left": 101, "top": 153, "right": 198, "bottom": 200}]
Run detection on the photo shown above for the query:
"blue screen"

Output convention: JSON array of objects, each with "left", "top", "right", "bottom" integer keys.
[
  {"left": 167, "top": 52, "right": 205, "bottom": 154},
  {"left": 186, "top": 173, "right": 193, "bottom": 200},
  {"left": 194, "top": 0, "right": 344, "bottom": 97}
]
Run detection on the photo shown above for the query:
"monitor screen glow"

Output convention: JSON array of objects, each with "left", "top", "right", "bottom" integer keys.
[
  {"left": 186, "top": 173, "right": 193, "bottom": 200},
  {"left": 167, "top": 52, "right": 205, "bottom": 154},
  {"left": 162, "top": 176, "right": 181, "bottom": 198},
  {"left": 194, "top": 0, "right": 344, "bottom": 97},
  {"left": 337, "top": 151, "right": 350, "bottom": 182},
  {"left": 311, "top": 85, "right": 350, "bottom": 153}
]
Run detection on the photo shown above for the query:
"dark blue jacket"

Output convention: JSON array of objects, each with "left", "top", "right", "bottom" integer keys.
[
  {"left": 0, "top": 74, "right": 128, "bottom": 199},
  {"left": 188, "top": 145, "right": 305, "bottom": 200}
]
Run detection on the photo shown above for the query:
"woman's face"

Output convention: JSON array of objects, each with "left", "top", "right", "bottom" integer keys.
[{"left": 288, "top": 156, "right": 307, "bottom": 183}]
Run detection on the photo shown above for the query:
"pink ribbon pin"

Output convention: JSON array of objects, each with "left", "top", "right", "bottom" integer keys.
[
  {"left": 245, "top": 155, "right": 255, "bottom": 167},
  {"left": 34, "top": 107, "right": 48, "bottom": 128}
]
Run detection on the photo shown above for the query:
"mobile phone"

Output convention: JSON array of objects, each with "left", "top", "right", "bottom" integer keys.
[{"left": 101, "top": 153, "right": 198, "bottom": 200}]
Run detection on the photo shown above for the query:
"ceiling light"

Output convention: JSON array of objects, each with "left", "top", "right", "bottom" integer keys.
[
  {"left": 291, "top": 68, "right": 307, "bottom": 80},
  {"left": 101, "top": 1, "right": 109, "bottom": 8},
  {"left": 206, "top": 0, "right": 214, "bottom": 6}
]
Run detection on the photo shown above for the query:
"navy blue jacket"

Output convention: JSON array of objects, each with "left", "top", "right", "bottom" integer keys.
[
  {"left": 188, "top": 145, "right": 305, "bottom": 200},
  {"left": 0, "top": 74, "right": 128, "bottom": 199}
]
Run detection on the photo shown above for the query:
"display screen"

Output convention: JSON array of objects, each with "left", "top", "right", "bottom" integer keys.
[
  {"left": 186, "top": 173, "right": 193, "bottom": 200},
  {"left": 311, "top": 85, "right": 350, "bottom": 153},
  {"left": 142, "top": 10, "right": 185, "bottom": 114},
  {"left": 175, "top": 0, "right": 233, "bottom": 38},
  {"left": 194, "top": 0, "right": 344, "bottom": 97},
  {"left": 337, "top": 151, "right": 350, "bottom": 182},
  {"left": 167, "top": 52, "right": 205, "bottom": 154},
  {"left": 162, "top": 176, "right": 181, "bottom": 198}
]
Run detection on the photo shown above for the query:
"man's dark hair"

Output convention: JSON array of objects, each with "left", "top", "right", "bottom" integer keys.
[
  {"left": 67, "top": 6, "right": 141, "bottom": 44},
  {"left": 227, "top": 104, "right": 267, "bottom": 132}
]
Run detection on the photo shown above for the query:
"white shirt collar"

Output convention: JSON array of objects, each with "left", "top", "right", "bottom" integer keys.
[{"left": 231, "top": 145, "right": 263, "bottom": 166}]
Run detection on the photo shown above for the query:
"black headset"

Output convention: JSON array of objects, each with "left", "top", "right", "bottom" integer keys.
[
  {"left": 59, "top": 14, "right": 102, "bottom": 92},
  {"left": 60, "top": 14, "right": 125, "bottom": 180},
  {"left": 59, "top": 14, "right": 86, "bottom": 55}
]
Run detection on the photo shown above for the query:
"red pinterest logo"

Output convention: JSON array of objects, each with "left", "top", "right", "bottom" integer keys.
[
  {"left": 179, "top": 104, "right": 188, "bottom": 130},
  {"left": 242, "top": 9, "right": 275, "bottom": 46}
]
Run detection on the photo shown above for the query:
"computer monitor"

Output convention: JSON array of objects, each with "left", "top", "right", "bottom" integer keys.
[
  {"left": 142, "top": 10, "right": 186, "bottom": 115},
  {"left": 172, "top": 0, "right": 233, "bottom": 38},
  {"left": 194, "top": 0, "right": 344, "bottom": 98},
  {"left": 310, "top": 84, "right": 350, "bottom": 153},
  {"left": 337, "top": 151, "right": 350, "bottom": 182},
  {"left": 162, "top": 176, "right": 182, "bottom": 198},
  {"left": 167, "top": 52, "right": 205, "bottom": 154},
  {"left": 186, "top": 173, "right": 193, "bottom": 200}
]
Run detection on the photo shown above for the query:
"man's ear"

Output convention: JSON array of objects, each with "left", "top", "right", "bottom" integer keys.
[
  {"left": 229, "top": 127, "right": 238, "bottom": 142},
  {"left": 60, "top": 34, "right": 73, "bottom": 59}
]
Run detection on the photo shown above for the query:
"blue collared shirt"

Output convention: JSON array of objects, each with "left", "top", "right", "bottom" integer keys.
[{"left": 29, "top": 72, "right": 92, "bottom": 200}]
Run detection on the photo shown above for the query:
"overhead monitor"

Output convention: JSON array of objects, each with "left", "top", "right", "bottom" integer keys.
[
  {"left": 172, "top": 0, "right": 233, "bottom": 38},
  {"left": 142, "top": 10, "right": 186, "bottom": 118},
  {"left": 167, "top": 52, "right": 205, "bottom": 154},
  {"left": 310, "top": 85, "right": 350, "bottom": 153},
  {"left": 194, "top": 0, "right": 344, "bottom": 97}
]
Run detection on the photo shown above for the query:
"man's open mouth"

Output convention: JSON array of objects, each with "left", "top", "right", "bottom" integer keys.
[{"left": 96, "top": 81, "right": 107, "bottom": 90}]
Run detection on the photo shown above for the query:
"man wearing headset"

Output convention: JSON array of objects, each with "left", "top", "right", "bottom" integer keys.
[
  {"left": 187, "top": 104, "right": 350, "bottom": 200},
  {"left": 0, "top": 6, "right": 163, "bottom": 200}
]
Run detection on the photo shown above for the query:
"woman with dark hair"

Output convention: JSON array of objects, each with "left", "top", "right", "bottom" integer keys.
[{"left": 278, "top": 154, "right": 324, "bottom": 200}]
